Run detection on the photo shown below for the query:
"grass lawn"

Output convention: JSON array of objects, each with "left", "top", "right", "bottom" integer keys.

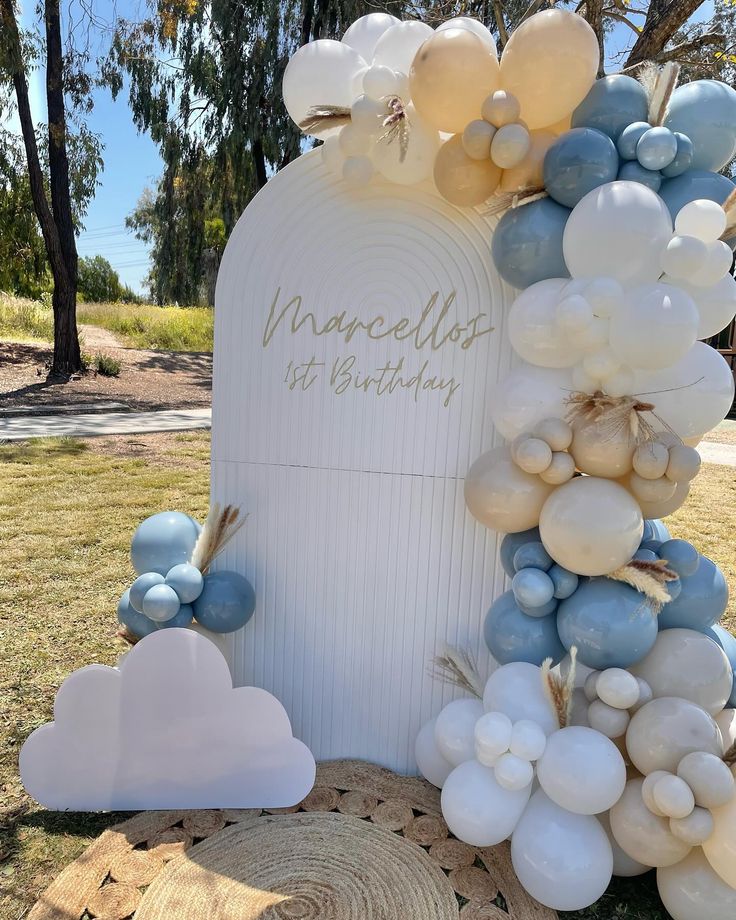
[{"left": 0, "top": 434, "right": 734, "bottom": 920}]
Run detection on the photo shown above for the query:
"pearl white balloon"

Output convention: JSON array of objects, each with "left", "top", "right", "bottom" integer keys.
[
  {"left": 597, "top": 811, "right": 650, "bottom": 877},
  {"left": 537, "top": 726, "right": 627, "bottom": 814},
  {"left": 474, "top": 710, "right": 513, "bottom": 765},
  {"left": 494, "top": 752, "right": 534, "bottom": 791},
  {"left": 514, "top": 437, "right": 552, "bottom": 474},
  {"left": 539, "top": 452, "right": 576, "bottom": 485},
  {"left": 596, "top": 669, "right": 642, "bottom": 710},
  {"left": 490, "top": 123, "right": 531, "bottom": 169},
  {"left": 483, "top": 662, "right": 558, "bottom": 735},
  {"left": 629, "top": 472, "right": 677, "bottom": 505},
  {"left": 658, "top": 845, "right": 736, "bottom": 920},
  {"left": 491, "top": 364, "right": 573, "bottom": 441},
  {"left": 509, "top": 719, "right": 547, "bottom": 761},
  {"left": 702, "top": 763, "right": 736, "bottom": 888},
  {"left": 652, "top": 774, "right": 695, "bottom": 819},
  {"left": 441, "top": 759, "right": 531, "bottom": 846},
  {"left": 610, "top": 778, "right": 693, "bottom": 867},
  {"left": 626, "top": 697, "right": 723, "bottom": 775},
  {"left": 362, "top": 64, "right": 400, "bottom": 99},
  {"left": 283, "top": 40, "right": 367, "bottom": 138},
  {"left": 434, "top": 698, "right": 485, "bottom": 766},
  {"left": 676, "top": 199, "right": 728, "bottom": 241},
  {"left": 482, "top": 89, "right": 521, "bottom": 127},
  {"left": 633, "top": 441, "right": 670, "bottom": 480},
  {"left": 583, "top": 670, "right": 600, "bottom": 702},
  {"left": 511, "top": 790, "right": 613, "bottom": 910},
  {"left": 584, "top": 277, "right": 625, "bottom": 318},
  {"left": 341, "top": 14, "right": 400, "bottom": 62},
  {"left": 669, "top": 807, "right": 715, "bottom": 846},
  {"left": 563, "top": 181, "right": 673, "bottom": 285},
  {"left": 587, "top": 700, "right": 631, "bottom": 739},
  {"left": 462, "top": 119, "right": 496, "bottom": 160},
  {"left": 437, "top": 16, "right": 497, "bottom": 55},
  {"left": 415, "top": 718, "right": 454, "bottom": 788},
  {"left": 691, "top": 239, "right": 734, "bottom": 287},
  {"left": 350, "top": 94, "right": 386, "bottom": 135},
  {"left": 677, "top": 751, "right": 735, "bottom": 809},
  {"left": 372, "top": 105, "right": 439, "bottom": 185},
  {"left": 660, "top": 236, "right": 709, "bottom": 281},
  {"left": 371, "top": 21, "right": 434, "bottom": 73},
  {"left": 642, "top": 771, "right": 672, "bottom": 817},
  {"left": 556, "top": 293, "right": 593, "bottom": 332},
  {"left": 508, "top": 278, "right": 583, "bottom": 368},
  {"left": 338, "top": 123, "right": 373, "bottom": 156},
  {"left": 668, "top": 273, "right": 736, "bottom": 339},
  {"left": 632, "top": 677, "right": 653, "bottom": 711},
  {"left": 665, "top": 444, "right": 702, "bottom": 480},
  {"left": 534, "top": 417, "right": 573, "bottom": 451}
]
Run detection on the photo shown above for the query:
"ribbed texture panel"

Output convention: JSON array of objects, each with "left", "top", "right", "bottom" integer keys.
[{"left": 211, "top": 150, "right": 517, "bottom": 773}]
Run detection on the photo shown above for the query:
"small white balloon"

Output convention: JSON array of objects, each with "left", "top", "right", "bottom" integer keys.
[
  {"left": 629, "top": 472, "right": 677, "bottom": 505},
  {"left": 514, "top": 437, "right": 553, "bottom": 474},
  {"left": 338, "top": 123, "right": 373, "bottom": 156},
  {"left": 584, "top": 670, "right": 600, "bottom": 702},
  {"left": 596, "top": 669, "right": 641, "bottom": 710},
  {"left": 677, "top": 751, "right": 735, "bottom": 809},
  {"left": 342, "top": 155, "right": 375, "bottom": 187},
  {"left": 574, "top": 315, "right": 611, "bottom": 353},
  {"left": 483, "top": 662, "right": 559, "bottom": 735},
  {"left": 653, "top": 774, "right": 696, "bottom": 819},
  {"left": 495, "top": 752, "right": 534, "bottom": 791},
  {"left": 669, "top": 806, "right": 715, "bottom": 846},
  {"left": 539, "top": 451, "right": 575, "bottom": 485},
  {"left": 665, "top": 444, "right": 701, "bottom": 482},
  {"left": 716, "top": 709, "right": 736, "bottom": 752},
  {"left": 371, "top": 20, "right": 435, "bottom": 73},
  {"left": 350, "top": 94, "right": 386, "bottom": 135},
  {"left": 690, "top": 239, "right": 734, "bottom": 287},
  {"left": 534, "top": 417, "right": 573, "bottom": 451},
  {"left": 675, "top": 199, "right": 728, "bottom": 242},
  {"left": 633, "top": 441, "right": 670, "bottom": 480},
  {"left": 582, "top": 347, "right": 621, "bottom": 381},
  {"left": 474, "top": 710, "right": 513, "bottom": 766},
  {"left": 584, "top": 277, "right": 625, "bottom": 318},
  {"left": 434, "top": 698, "right": 485, "bottom": 767},
  {"left": 508, "top": 279, "right": 583, "bottom": 369},
  {"left": 587, "top": 699, "right": 631, "bottom": 739},
  {"left": 660, "top": 235, "right": 709, "bottom": 281},
  {"left": 671, "top": 272, "right": 736, "bottom": 340},
  {"left": 415, "top": 718, "right": 454, "bottom": 788},
  {"left": 632, "top": 677, "right": 653, "bottom": 712},
  {"left": 481, "top": 89, "right": 520, "bottom": 127},
  {"left": 490, "top": 364, "right": 573, "bottom": 442},
  {"left": 603, "top": 365, "right": 636, "bottom": 399},
  {"left": 342, "top": 13, "right": 400, "bottom": 63},
  {"left": 372, "top": 105, "right": 439, "bottom": 185},
  {"left": 362, "top": 64, "right": 400, "bottom": 99},
  {"left": 490, "top": 123, "right": 531, "bottom": 169},
  {"left": 642, "top": 771, "right": 672, "bottom": 817},
  {"left": 509, "top": 719, "right": 547, "bottom": 761},
  {"left": 462, "top": 118, "right": 496, "bottom": 160},
  {"left": 557, "top": 294, "right": 593, "bottom": 332}
]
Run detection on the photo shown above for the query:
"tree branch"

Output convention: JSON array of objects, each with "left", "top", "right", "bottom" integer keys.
[
  {"left": 491, "top": 0, "right": 509, "bottom": 47},
  {"left": 626, "top": 0, "right": 706, "bottom": 67},
  {"left": 656, "top": 30, "right": 726, "bottom": 63}
]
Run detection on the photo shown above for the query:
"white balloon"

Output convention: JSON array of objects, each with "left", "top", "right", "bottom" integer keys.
[
  {"left": 371, "top": 21, "right": 434, "bottom": 73},
  {"left": 320, "top": 134, "right": 345, "bottom": 174},
  {"left": 596, "top": 668, "right": 641, "bottom": 710},
  {"left": 338, "top": 123, "right": 373, "bottom": 156},
  {"left": 716, "top": 708, "right": 736, "bottom": 753},
  {"left": 474, "top": 710, "right": 513, "bottom": 765},
  {"left": 702, "top": 763, "right": 736, "bottom": 888},
  {"left": 597, "top": 811, "right": 650, "bottom": 877},
  {"left": 415, "top": 717, "right": 454, "bottom": 788},
  {"left": 342, "top": 155, "right": 374, "bottom": 187},
  {"left": 362, "top": 64, "right": 401, "bottom": 99},
  {"left": 642, "top": 771, "right": 672, "bottom": 817},
  {"left": 536, "top": 726, "right": 627, "bottom": 814},
  {"left": 587, "top": 700, "right": 631, "bottom": 739},
  {"left": 434, "top": 698, "right": 485, "bottom": 767},
  {"left": 563, "top": 181, "right": 673, "bottom": 285},
  {"left": 511, "top": 790, "right": 613, "bottom": 910},
  {"left": 660, "top": 236, "right": 709, "bottom": 281},
  {"left": 665, "top": 273, "right": 736, "bottom": 339},
  {"left": 690, "top": 239, "right": 734, "bottom": 287},
  {"left": 342, "top": 14, "right": 400, "bottom": 63},
  {"left": 610, "top": 283, "right": 698, "bottom": 371},
  {"left": 675, "top": 199, "right": 728, "bottom": 242},
  {"left": 437, "top": 16, "right": 497, "bottom": 55},
  {"left": 441, "top": 759, "right": 531, "bottom": 846},
  {"left": 462, "top": 119, "right": 496, "bottom": 160},
  {"left": 658, "top": 846, "right": 736, "bottom": 920},
  {"left": 494, "top": 752, "right": 534, "bottom": 791},
  {"left": 373, "top": 105, "right": 439, "bottom": 185},
  {"left": 509, "top": 719, "right": 547, "bottom": 761},
  {"left": 283, "top": 40, "right": 367, "bottom": 138},
  {"left": 652, "top": 774, "right": 695, "bottom": 820},
  {"left": 508, "top": 279, "right": 583, "bottom": 368},
  {"left": 483, "top": 662, "right": 558, "bottom": 735},
  {"left": 491, "top": 364, "right": 573, "bottom": 440},
  {"left": 490, "top": 123, "right": 531, "bottom": 169},
  {"left": 350, "top": 94, "right": 386, "bottom": 136},
  {"left": 633, "top": 342, "right": 735, "bottom": 440}
]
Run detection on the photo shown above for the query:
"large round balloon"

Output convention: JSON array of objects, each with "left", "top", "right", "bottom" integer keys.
[
  {"left": 371, "top": 20, "right": 434, "bottom": 73},
  {"left": 511, "top": 789, "right": 613, "bottom": 910},
  {"left": 610, "top": 778, "right": 692, "bottom": 868},
  {"left": 507, "top": 278, "right": 583, "bottom": 367},
  {"left": 192, "top": 570, "right": 256, "bottom": 633},
  {"left": 543, "top": 128, "right": 619, "bottom": 208},
  {"left": 484, "top": 590, "right": 565, "bottom": 667},
  {"left": 130, "top": 511, "right": 201, "bottom": 577},
  {"left": 499, "top": 10, "right": 598, "bottom": 130},
  {"left": 490, "top": 364, "right": 572, "bottom": 441},
  {"left": 117, "top": 588, "right": 157, "bottom": 639},
  {"left": 659, "top": 169, "right": 735, "bottom": 222},
  {"left": 415, "top": 718, "right": 454, "bottom": 788},
  {"left": 556, "top": 578, "right": 658, "bottom": 669},
  {"left": 572, "top": 74, "right": 649, "bottom": 140},
  {"left": 657, "top": 554, "right": 728, "bottom": 631},
  {"left": 341, "top": 13, "right": 400, "bottom": 61},
  {"left": 563, "top": 181, "right": 672, "bottom": 285},
  {"left": 705, "top": 624, "right": 736, "bottom": 707},
  {"left": 483, "top": 661, "right": 559, "bottom": 734},
  {"left": 668, "top": 273, "right": 736, "bottom": 340},
  {"left": 664, "top": 80, "right": 736, "bottom": 172},
  {"left": 702, "top": 764, "right": 736, "bottom": 889},
  {"left": 283, "top": 40, "right": 367, "bottom": 137},
  {"left": 658, "top": 846, "right": 736, "bottom": 920},
  {"left": 626, "top": 696, "right": 723, "bottom": 774},
  {"left": 539, "top": 477, "right": 643, "bottom": 576},
  {"left": 597, "top": 812, "right": 650, "bottom": 878},
  {"left": 492, "top": 197, "right": 570, "bottom": 289},
  {"left": 437, "top": 16, "right": 496, "bottom": 52}
]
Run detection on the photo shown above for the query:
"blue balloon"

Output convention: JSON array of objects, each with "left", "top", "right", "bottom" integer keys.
[
  {"left": 130, "top": 511, "right": 201, "bottom": 576},
  {"left": 500, "top": 528, "right": 540, "bottom": 577},
  {"left": 484, "top": 590, "right": 565, "bottom": 666},
  {"left": 129, "top": 571, "right": 165, "bottom": 613},
  {"left": 649, "top": 520, "right": 671, "bottom": 542},
  {"left": 117, "top": 589, "right": 157, "bottom": 639},
  {"left": 658, "top": 539, "right": 699, "bottom": 578},
  {"left": 633, "top": 548, "right": 660, "bottom": 563},
  {"left": 543, "top": 128, "right": 619, "bottom": 208},
  {"left": 492, "top": 198, "right": 570, "bottom": 289},
  {"left": 165, "top": 563, "right": 204, "bottom": 603},
  {"left": 548, "top": 565, "right": 579, "bottom": 600},
  {"left": 556, "top": 579, "right": 658, "bottom": 669},
  {"left": 665, "top": 80, "right": 736, "bottom": 171},
  {"left": 518, "top": 597, "right": 558, "bottom": 618},
  {"left": 572, "top": 75, "right": 649, "bottom": 141},
  {"left": 617, "top": 160, "right": 661, "bottom": 192},
  {"left": 513, "top": 542, "right": 553, "bottom": 572},
  {"left": 641, "top": 521, "right": 656, "bottom": 543},
  {"left": 193, "top": 570, "right": 256, "bottom": 633},
  {"left": 142, "top": 583, "right": 181, "bottom": 622},
  {"left": 636, "top": 127, "right": 678, "bottom": 170},
  {"left": 704, "top": 624, "right": 736, "bottom": 707},
  {"left": 661, "top": 133, "right": 694, "bottom": 179},
  {"left": 658, "top": 169, "right": 735, "bottom": 222},
  {"left": 666, "top": 577, "right": 682, "bottom": 602},
  {"left": 617, "top": 122, "right": 651, "bottom": 160},
  {"left": 658, "top": 555, "right": 728, "bottom": 631},
  {"left": 156, "top": 604, "right": 194, "bottom": 629},
  {"left": 639, "top": 540, "right": 663, "bottom": 553},
  {"left": 512, "top": 568, "right": 555, "bottom": 609}
]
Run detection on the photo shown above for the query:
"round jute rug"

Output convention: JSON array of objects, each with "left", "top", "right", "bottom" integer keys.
[{"left": 28, "top": 760, "right": 557, "bottom": 920}]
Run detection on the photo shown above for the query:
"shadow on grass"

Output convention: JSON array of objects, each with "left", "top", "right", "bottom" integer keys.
[
  {"left": 0, "top": 437, "right": 90, "bottom": 463},
  {"left": 561, "top": 871, "right": 669, "bottom": 920}
]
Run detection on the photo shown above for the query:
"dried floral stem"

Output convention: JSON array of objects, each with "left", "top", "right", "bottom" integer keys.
[
  {"left": 298, "top": 105, "right": 351, "bottom": 134},
  {"left": 483, "top": 187, "right": 548, "bottom": 217},
  {"left": 724, "top": 741, "right": 736, "bottom": 766},
  {"left": 431, "top": 645, "right": 484, "bottom": 699},
  {"left": 378, "top": 95, "right": 410, "bottom": 163},
  {"left": 607, "top": 559, "right": 679, "bottom": 611},
  {"left": 648, "top": 62, "right": 680, "bottom": 126},
  {"left": 565, "top": 390, "right": 666, "bottom": 445},
  {"left": 720, "top": 187, "right": 736, "bottom": 240},
  {"left": 541, "top": 647, "right": 577, "bottom": 729},
  {"left": 190, "top": 503, "right": 248, "bottom": 575}
]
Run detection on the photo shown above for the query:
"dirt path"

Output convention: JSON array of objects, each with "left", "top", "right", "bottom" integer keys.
[{"left": 78, "top": 323, "right": 125, "bottom": 350}]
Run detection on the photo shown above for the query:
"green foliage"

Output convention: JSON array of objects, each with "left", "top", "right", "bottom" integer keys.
[
  {"left": 78, "top": 255, "right": 123, "bottom": 302},
  {"left": 94, "top": 353, "right": 122, "bottom": 376},
  {"left": 77, "top": 301, "right": 213, "bottom": 352},
  {"left": 0, "top": 293, "right": 53, "bottom": 340}
]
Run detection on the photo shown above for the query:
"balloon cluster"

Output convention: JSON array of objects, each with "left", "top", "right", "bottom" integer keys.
[{"left": 117, "top": 510, "right": 256, "bottom": 639}]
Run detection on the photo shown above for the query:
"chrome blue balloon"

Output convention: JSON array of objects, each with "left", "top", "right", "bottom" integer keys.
[
  {"left": 704, "top": 624, "right": 736, "bottom": 707},
  {"left": 636, "top": 127, "right": 677, "bottom": 170},
  {"left": 548, "top": 565, "right": 579, "bottom": 600},
  {"left": 641, "top": 521, "right": 656, "bottom": 543},
  {"left": 661, "top": 133, "right": 694, "bottom": 179},
  {"left": 639, "top": 540, "right": 663, "bottom": 553},
  {"left": 165, "top": 563, "right": 204, "bottom": 603},
  {"left": 666, "top": 577, "right": 682, "bottom": 602},
  {"left": 658, "top": 539, "right": 699, "bottom": 578},
  {"left": 156, "top": 604, "right": 194, "bottom": 629},
  {"left": 556, "top": 579, "right": 658, "bottom": 669},
  {"left": 500, "top": 528, "right": 541, "bottom": 577},
  {"left": 665, "top": 80, "right": 736, "bottom": 171},
  {"left": 193, "top": 570, "right": 256, "bottom": 633},
  {"left": 117, "top": 589, "right": 157, "bottom": 638},
  {"left": 633, "top": 548, "right": 659, "bottom": 563},
  {"left": 649, "top": 520, "right": 671, "bottom": 542},
  {"left": 491, "top": 198, "right": 570, "bottom": 289},
  {"left": 142, "top": 583, "right": 181, "bottom": 622},
  {"left": 513, "top": 541, "right": 553, "bottom": 572},
  {"left": 129, "top": 571, "right": 165, "bottom": 613},
  {"left": 130, "top": 511, "right": 201, "bottom": 576},
  {"left": 617, "top": 121, "right": 650, "bottom": 160},
  {"left": 571, "top": 75, "right": 649, "bottom": 140},
  {"left": 658, "top": 169, "right": 735, "bottom": 222},
  {"left": 512, "top": 568, "right": 555, "bottom": 609},
  {"left": 518, "top": 597, "right": 558, "bottom": 618},
  {"left": 484, "top": 590, "right": 565, "bottom": 666},
  {"left": 658, "top": 555, "right": 728, "bottom": 631},
  {"left": 617, "top": 160, "right": 661, "bottom": 192},
  {"left": 543, "top": 128, "right": 619, "bottom": 208}
]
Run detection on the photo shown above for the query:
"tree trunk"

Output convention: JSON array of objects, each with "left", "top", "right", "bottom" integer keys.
[
  {"left": 626, "top": 0, "right": 706, "bottom": 67},
  {"left": 252, "top": 137, "right": 268, "bottom": 189}
]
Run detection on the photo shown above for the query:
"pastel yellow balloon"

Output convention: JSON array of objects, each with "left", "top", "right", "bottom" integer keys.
[
  {"left": 703, "top": 766, "right": 736, "bottom": 889},
  {"left": 433, "top": 134, "right": 501, "bottom": 206},
  {"left": 570, "top": 423, "right": 636, "bottom": 478},
  {"left": 499, "top": 9, "right": 599, "bottom": 129},
  {"left": 658, "top": 846, "right": 736, "bottom": 920},
  {"left": 500, "top": 129, "right": 557, "bottom": 192},
  {"left": 410, "top": 28, "right": 500, "bottom": 134},
  {"left": 465, "top": 446, "right": 555, "bottom": 533},
  {"left": 610, "top": 778, "right": 692, "bottom": 868}
]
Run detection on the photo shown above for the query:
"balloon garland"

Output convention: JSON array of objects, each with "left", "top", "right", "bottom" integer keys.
[{"left": 283, "top": 10, "right": 736, "bottom": 916}]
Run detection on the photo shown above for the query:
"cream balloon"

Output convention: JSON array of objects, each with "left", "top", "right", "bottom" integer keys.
[
  {"left": 500, "top": 129, "right": 557, "bottom": 192},
  {"left": 415, "top": 717, "right": 454, "bottom": 788},
  {"left": 499, "top": 10, "right": 598, "bottom": 129},
  {"left": 539, "top": 477, "right": 643, "bottom": 576},
  {"left": 631, "top": 629, "right": 732, "bottom": 716},
  {"left": 630, "top": 479, "right": 690, "bottom": 520},
  {"left": 677, "top": 751, "right": 735, "bottom": 809},
  {"left": 632, "top": 441, "right": 670, "bottom": 480},
  {"left": 410, "top": 29, "right": 500, "bottom": 134},
  {"left": 535, "top": 417, "right": 573, "bottom": 451},
  {"left": 703, "top": 765, "right": 736, "bottom": 889},
  {"left": 437, "top": 16, "right": 497, "bottom": 54},
  {"left": 433, "top": 134, "right": 501, "bottom": 206},
  {"left": 283, "top": 40, "right": 367, "bottom": 137},
  {"left": 341, "top": 13, "right": 400, "bottom": 62},
  {"left": 570, "top": 423, "right": 637, "bottom": 478},
  {"left": 490, "top": 123, "right": 531, "bottom": 169},
  {"left": 373, "top": 105, "right": 439, "bottom": 185},
  {"left": 597, "top": 811, "right": 650, "bottom": 877},
  {"left": 490, "top": 364, "right": 573, "bottom": 441},
  {"left": 464, "top": 447, "right": 555, "bottom": 533},
  {"left": 658, "top": 846, "right": 736, "bottom": 920},
  {"left": 610, "top": 778, "right": 692, "bottom": 867},
  {"left": 372, "top": 20, "right": 434, "bottom": 73},
  {"left": 461, "top": 119, "right": 496, "bottom": 160},
  {"left": 508, "top": 278, "right": 583, "bottom": 368},
  {"left": 626, "top": 697, "right": 723, "bottom": 775},
  {"left": 669, "top": 807, "right": 715, "bottom": 846}
]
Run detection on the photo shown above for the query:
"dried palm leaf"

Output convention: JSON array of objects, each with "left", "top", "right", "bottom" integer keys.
[
  {"left": 724, "top": 741, "right": 736, "bottom": 766},
  {"left": 541, "top": 647, "right": 577, "bottom": 729},
  {"left": 482, "top": 187, "right": 548, "bottom": 217},
  {"left": 607, "top": 559, "right": 679, "bottom": 611},
  {"left": 190, "top": 503, "right": 248, "bottom": 574},
  {"left": 647, "top": 62, "right": 680, "bottom": 126},
  {"left": 378, "top": 95, "right": 410, "bottom": 163},
  {"left": 565, "top": 390, "right": 664, "bottom": 445},
  {"left": 299, "top": 105, "right": 351, "bottom": 135},
  {"left": 720, "top": 187, "right": 736, "bottom": 240},
  {"left": 431, "top": 645, "right": 485, "bottom": 699}
]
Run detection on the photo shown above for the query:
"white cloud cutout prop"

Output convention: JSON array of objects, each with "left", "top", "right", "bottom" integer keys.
[{"left": 20, "top": 628, "right": 316, "bottom": 810}]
